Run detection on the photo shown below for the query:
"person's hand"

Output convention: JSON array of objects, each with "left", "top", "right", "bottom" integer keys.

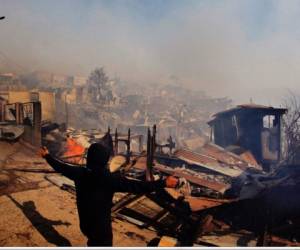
[
  {"left": 165, "top": 176, "right": 179, "bottom": 188},
  {"left": 38, "top": 146, "right": 49, "bottom": 158}
]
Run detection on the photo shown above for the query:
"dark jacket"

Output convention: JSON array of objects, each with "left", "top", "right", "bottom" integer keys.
[{"left": 45, "top": 154, "right": 165, "bottom": 244}]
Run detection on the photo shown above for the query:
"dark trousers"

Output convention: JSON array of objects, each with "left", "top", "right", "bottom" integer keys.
[{"left": 87, "top": 235, "right": 113, "bottom": 247}]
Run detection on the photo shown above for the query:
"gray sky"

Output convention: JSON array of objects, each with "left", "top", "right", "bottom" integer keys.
[{"left": 1, "top": 0, "right": 300, "bottom": 105}]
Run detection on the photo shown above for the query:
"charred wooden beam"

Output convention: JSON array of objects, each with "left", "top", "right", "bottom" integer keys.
[
  {"left": 111, "top": 194, "right": 143, "bottom": 213},
  {"left": 126, "top": 128, "right": 131, "bottom": 164},
  {"left": 152, "top": 124, "right": 156, "bottom": 154},
  {"left": 114, "top": 128, "right": 118, "bottom": 155},
  {"left": 146, "top": 127, "right": 156, "bottom": 181}
]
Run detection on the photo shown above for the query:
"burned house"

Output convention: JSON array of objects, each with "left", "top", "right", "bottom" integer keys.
[
  {"left": 208, "top": 104, "right": 287, "bottom": 169},
  {"left": 0, "top": 89, "right": 57, "bottom": 146},
  {"left": 0, "top": 90, "right": 56, "bottom": 121}
]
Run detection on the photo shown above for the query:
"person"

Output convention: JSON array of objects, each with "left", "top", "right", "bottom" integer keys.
[{"left": 39, "top": 143, "right": 178, "bottom": 246}]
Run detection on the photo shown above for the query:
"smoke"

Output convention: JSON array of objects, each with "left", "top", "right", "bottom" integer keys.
[{"left": 1, "top": 0, "right": 300, "bottom": 105}]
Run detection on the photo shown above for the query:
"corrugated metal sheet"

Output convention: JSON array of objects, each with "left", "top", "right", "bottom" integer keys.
[{"left": 174, "top": 148, "right": 243, "bottom": 178}]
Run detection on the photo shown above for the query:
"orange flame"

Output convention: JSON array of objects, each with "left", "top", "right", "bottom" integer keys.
[{"left": 62, "top": 137, "right": 86, "bottom": 164}]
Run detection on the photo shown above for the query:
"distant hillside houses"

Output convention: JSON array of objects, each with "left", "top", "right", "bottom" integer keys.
[
  {"left": 0, "top": 73, "right": 25, "bottom": 90},
  {"left": 29, "top": 71, "right": 88, "bottom": 89}
]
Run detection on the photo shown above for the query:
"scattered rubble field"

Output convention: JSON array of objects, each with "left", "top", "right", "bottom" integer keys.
[{"left": 1, "top": 129, "right": 300, "bottom": 247}]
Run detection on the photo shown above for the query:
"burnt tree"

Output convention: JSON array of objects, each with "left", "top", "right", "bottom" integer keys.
[
  {"left": 88, "top": 67, "right": 109, "bottom": 103},
  {"left": 282, "top": 93, "right": 300, "bottom": 164}
]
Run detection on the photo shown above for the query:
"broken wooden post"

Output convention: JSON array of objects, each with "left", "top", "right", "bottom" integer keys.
[
  {"left": 126, "top": 128, "right": 131, "bottom": 164},
  {"left": 146, "top": 127, "right": 154, "bottom": 181},
  {"left": 168, "top": 136, "right": 175, "bottom": 154},
  {"left": 153, "top": 124, "right": 157, "bottom": 153},
  {"left": 114, "top": 128, "right": 118, "bottom": 155},
  {"left": 146, "top": 128, "right": 150, "bottom": 180}
]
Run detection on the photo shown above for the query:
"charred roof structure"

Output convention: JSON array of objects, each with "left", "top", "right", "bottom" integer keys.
[{"left": 208, "top": 104, "right": 287, "bottom": 170}]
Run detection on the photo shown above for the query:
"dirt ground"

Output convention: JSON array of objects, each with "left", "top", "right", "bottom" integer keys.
[{"left": 0, "top": 141, "right": 157, "bottom": 247}]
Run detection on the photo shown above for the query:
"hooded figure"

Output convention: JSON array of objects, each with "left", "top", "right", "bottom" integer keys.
[
  {"left": 86, "top": 143, "right": 110, "bottom": 170},
  {"left": 42, "top": 142, "right": 176, "bottom": 246}
]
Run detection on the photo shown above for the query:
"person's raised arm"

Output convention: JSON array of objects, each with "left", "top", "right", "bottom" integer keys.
[
  {"left": 39, "top": 147, "right": 85, "bottom": 181},
  {"left": 111, "top": 174, "right": 178, "bottom": 194}
]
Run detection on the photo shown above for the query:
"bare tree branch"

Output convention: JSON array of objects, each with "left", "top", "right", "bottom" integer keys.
[{"left": 282, "top": 92, "right": 300, "bottom": 164}]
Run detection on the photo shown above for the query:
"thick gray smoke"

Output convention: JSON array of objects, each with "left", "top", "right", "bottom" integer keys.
[{"left": 1, "top": 0, "right": 300, "bottom": 105}]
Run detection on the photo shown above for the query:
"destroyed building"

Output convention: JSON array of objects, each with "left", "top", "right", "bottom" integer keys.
[
  {"left": 0, "top": 90, "right": 56, "bottom": 122},
  {"left": 208, "top": 104, "right": 287, "bottom": 170},
  {"left": 0, "top": 88, "right": 57, "bottom": 148}
]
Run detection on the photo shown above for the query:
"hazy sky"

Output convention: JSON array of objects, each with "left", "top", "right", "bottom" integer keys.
[{"left": 1, "top": 0, "right": 300, "bottom": 105}]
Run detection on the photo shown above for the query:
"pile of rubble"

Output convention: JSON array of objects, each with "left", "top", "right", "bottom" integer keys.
[{"left": 42, "top": 124, "right": 300, "bottom": 247}]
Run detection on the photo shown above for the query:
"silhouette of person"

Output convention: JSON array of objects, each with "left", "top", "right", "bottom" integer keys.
[{"left": 40, "top": 143, "right": 178, "bottom": 246}]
